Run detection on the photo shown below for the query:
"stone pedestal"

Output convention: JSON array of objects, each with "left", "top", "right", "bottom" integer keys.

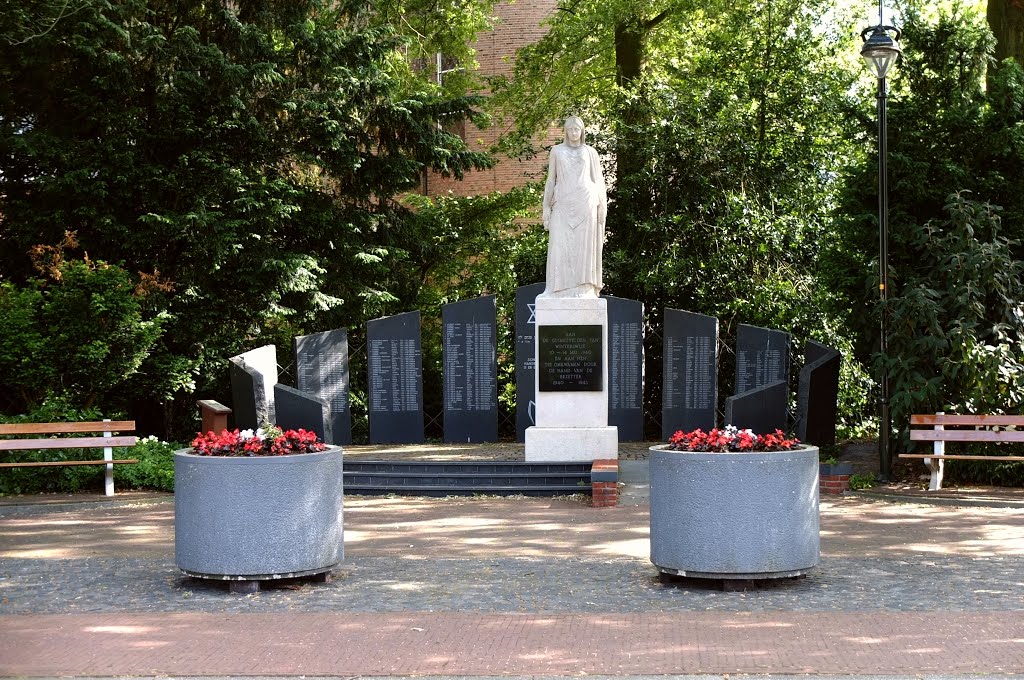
[{"left": 525, "top": 297, "right": 618, "bottom": 461}]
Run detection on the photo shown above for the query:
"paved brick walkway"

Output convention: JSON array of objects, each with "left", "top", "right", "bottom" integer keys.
[
  {"left": 1, "top": 494, "right": 1023, "bottom": 676},
  {"left": 3, "top": 611, "right": 1023, "bottom": 675}
]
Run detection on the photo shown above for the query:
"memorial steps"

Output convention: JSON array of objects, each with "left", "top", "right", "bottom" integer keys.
[
  {"left": 343, "top": 460, "right": 593, "bottom": 497},
  {"left": 337, "top": 442, "right": 653, "bottom": 497}
]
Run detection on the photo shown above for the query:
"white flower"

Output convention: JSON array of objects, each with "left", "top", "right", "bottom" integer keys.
[{"left": 239, "top": 429, "right": 256, "bottom": 440}]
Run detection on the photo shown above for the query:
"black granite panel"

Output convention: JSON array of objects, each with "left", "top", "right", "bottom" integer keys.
[
  {"left": 442, "top": 295, "right": 498, "bottom": 443},
  {"left": 366, "top": 311, "right": 424, "bottom": 444},
  {"left": 294, "top": 328, "right": 351, "bottom": 445},
  {"left": 274, "top": 384, "right": 332, "bottom": 444},
  {"left": 514, "top": 283, "right": 546, "bottom": 441},
  {"left": 796, "top": 340, "right": 842, "bottom": 446},
  {"left": 724, "top": 380, "right": 788, "bottom": 434},
  {"left": 662, "top": 308, "right": 718, "bottom": 439},
  {"left": 605, "top": 295, "right": 644, "bottom": 441}
]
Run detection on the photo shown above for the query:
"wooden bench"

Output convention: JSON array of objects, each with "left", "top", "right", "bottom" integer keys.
[
  {"left": 902, "top": 413, "right": 1024, "bottom": 490},
  {"left": 0, "top": 420, "right": 139, "bottom": 496}
]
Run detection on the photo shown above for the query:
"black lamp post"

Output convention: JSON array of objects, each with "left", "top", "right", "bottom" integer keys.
[{"left": 861, "top": 3, "right": 901, "bottom": 482}]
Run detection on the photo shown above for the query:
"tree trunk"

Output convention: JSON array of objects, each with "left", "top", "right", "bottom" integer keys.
[
  {"left": 988, "top": 0, "right": 1024, "bottom": 74},
  {"left": 614, "top": 22, "right": 644, "bottom": 88},
  {"left": 614, "top": 22, "right": 645, "bottom": 184}
]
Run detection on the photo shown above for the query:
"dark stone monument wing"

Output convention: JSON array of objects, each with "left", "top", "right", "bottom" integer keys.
[
  {"left": 735, "top": 324, "right": 791, "bottom": 395},
  {"left": 228, "top": 344, "right": 279, "bottom": 430},
  {"left": 366, "top": 311, "right": 425, "bottom": 444},
  {"left": 725, "top": 380, "right": 788, "bottom": 434},
  {"left": 662, "top": 308, "right": 719, "bottom": 439},
  {"left": 605, "top": 295, "right": 645, "bottom": 441},
  {"left": 294, "top": 328, "right": 352, "bottom": 445},
  {"left": 796, "top": 340, "right": 842, "bottom": 446},
  {"left": 442, "top": 295, "right": 498, "bottom": 443},
  {"left": 515, "top": 282, "right": 546, "bottom": 442},
  {"left": 274, "top": 384, "right": 332, "bottom": 444},
  {"left": 229, "top": 360, "right": 263, "bottom": 431}
]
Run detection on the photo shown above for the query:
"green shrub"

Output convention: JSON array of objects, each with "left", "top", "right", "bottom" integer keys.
[
  {"left": 883, "top": 195, "right": 1024, "bottom": 457},
  {"left": 848, "top": 473, "right": 876, "bottom": 491},
  {"left": 114, "top": 436, "right": 178, "bottom": 492},
  {"left": 0, "top": 257, "right": 164, "bottom": 415}
]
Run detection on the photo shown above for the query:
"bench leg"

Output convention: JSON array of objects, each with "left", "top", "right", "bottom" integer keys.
[
  {"left": 925, "top": 437, "right": 945, "bottom": 491},
  {"left": 104, "top": 420, "right": 114, "bottom": 497},
  {"left": 924, "top": 457, "right": 944, "bottom": 490}
]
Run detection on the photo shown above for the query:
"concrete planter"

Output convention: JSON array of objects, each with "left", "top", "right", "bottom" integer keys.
[
  {"left": 174, "top": 446, "right": 343, "bottom": 582},
  {"left": 649, "top": 445, "right": 820, "bottom": 579}
]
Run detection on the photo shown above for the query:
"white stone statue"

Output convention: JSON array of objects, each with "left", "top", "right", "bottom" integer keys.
[{"left": 541, "top": 116, "right": 607, "bottom": 298}]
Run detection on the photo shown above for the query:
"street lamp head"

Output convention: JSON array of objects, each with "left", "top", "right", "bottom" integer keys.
[{"left": 860, "top": 25, "right": 902, "bottom": 79}]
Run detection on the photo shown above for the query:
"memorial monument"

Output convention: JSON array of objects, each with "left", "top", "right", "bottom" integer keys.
[
  {"left": 515, "top": 282, "right": 546, "bottom": 441},
  {"left": 229, "top": 345, "right": 278, "bottom": 430},
  {"left": 662, "top": 309, "right": 719, "bottom": 438},
  {"left": 366, "top": 311, "right": 425, "bottom": 444},
  {"left": 606, "top": 295, "right": 644, "bottom": 441},
  {"left": 795, "top": 340, "right": 841, "bottom": 446},
  {"left": 442, "top": 296, "right": 498, "bottom": 443},
  {"left": 725, "top": 324, "right": 791, "bottom": 433},
  {"left": 294, "top": 328, "right": 352, "bottom": 445},
  {"left": 525, "top": 116, "right": 618, "bottom": 461}
]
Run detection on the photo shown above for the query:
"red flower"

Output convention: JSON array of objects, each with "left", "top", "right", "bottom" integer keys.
[
  {"left": 665, "top": 425, "right": 801, "bottom": 453},
  {"left": 190, "top": 426, "right": 328, "bottom": 457}
]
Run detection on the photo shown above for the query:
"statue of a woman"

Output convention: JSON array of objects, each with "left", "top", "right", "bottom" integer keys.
[{"left": 541, "top": 116, "right": 607, "bottom": 298}]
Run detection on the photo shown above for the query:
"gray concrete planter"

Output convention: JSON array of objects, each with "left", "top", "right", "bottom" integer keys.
[
  {"left": 174, "top": 446, "right": 343, "bottom": 582},
  {"left": 649, "top": 445, "right": 819, "bottom": 579}
]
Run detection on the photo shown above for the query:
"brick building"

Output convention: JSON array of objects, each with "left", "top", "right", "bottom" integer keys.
[{"left": 425, "top": 0, "right": 558, "bottom": 197}]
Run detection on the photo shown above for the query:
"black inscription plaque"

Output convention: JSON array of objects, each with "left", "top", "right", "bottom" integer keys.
[
  {"left": 294, "top": 328, "right": 351, "bottom": 445},
  {"left": 796, "top": 340, "right": 842, "bottom": 446},
  {"left": 662, "top": 308, "right": 719, "bottom": 439},
  {"left": 605, "top": 295, "right": 644, "bottom": 441},
  {"left": 538, "top": 325, "right": 603, "bottom": 392},
  {"left": 515, "top": 282, "right": 546, "bottom": 441},
  {"left": 442, "top": 295, "right": 498, "bottom": 443},
  {"left": 366, "top": 311, "right": 424, "bottom": 444},
  {"left": 274, "top": 384, "right": 332, "bottom": 444},
  {"left": 735, "top": 324, "right": 790, "bottom": 395},
  {"left": 725, "top": 380, "right": 788, "bottom": 434}
]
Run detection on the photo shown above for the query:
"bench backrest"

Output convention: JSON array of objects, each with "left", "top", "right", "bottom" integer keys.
[
  {"left": 0, "top": 421, "right": 137, "bottom": 451},
  {"left": 0, "top": 421, "right": 135, "bottom": 435},
  {"left": 909, "top": 414, "right": 1024, "bottom": 443}
]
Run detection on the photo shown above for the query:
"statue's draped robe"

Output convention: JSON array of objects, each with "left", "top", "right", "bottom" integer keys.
[{"left": 542, "top": 143, "right": 607, "bottom": 297}]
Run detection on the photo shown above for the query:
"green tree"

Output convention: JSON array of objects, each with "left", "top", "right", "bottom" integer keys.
[
  {"left": 830, "top": 3, "right": 1024, "bottom": 448},
  {"left": 0, "top": 0, "right": 496, "bottom": 435},
  {"left": 492, "top": 0, "right": 873, "bottom": 436},
  {"left": 0, "top": 252, "right": 164, "bottom": 412}
]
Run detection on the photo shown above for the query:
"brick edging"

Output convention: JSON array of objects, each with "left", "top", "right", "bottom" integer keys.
[
  {"left": 591, "top": 459, "right": 619, "bottom": 507},
  {"left": 820, "top": 474, "right": 851, "bottom": 495}
]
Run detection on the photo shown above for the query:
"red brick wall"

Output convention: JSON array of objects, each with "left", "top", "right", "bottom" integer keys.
[{"left": 426, "top": 0, "right": 559, "bottom": 197}]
